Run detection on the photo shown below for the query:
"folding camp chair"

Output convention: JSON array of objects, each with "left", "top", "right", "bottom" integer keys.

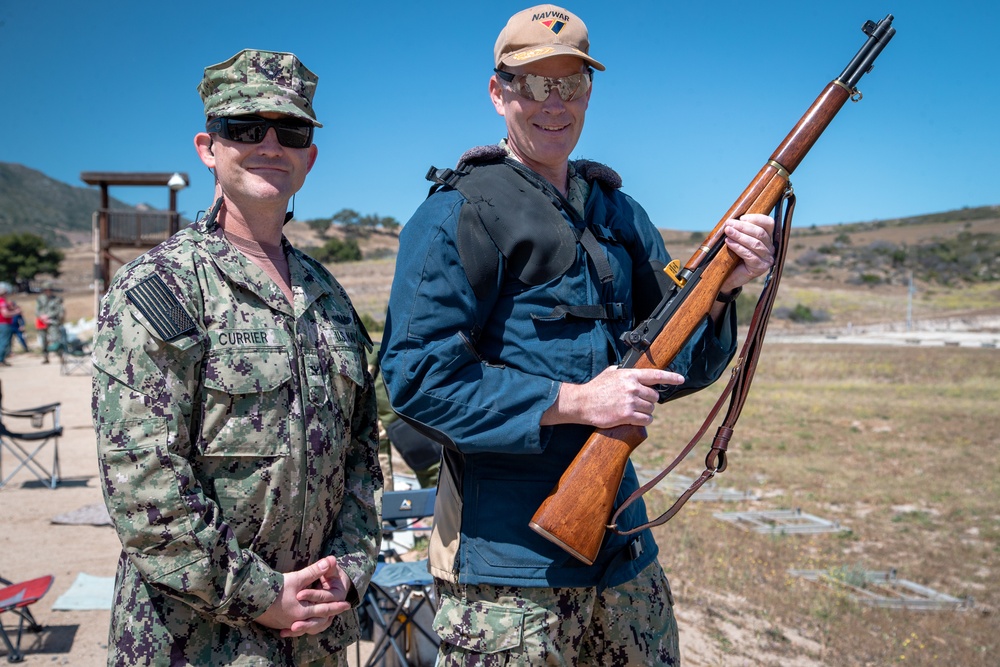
[
  {"left": 360, "top": 487, "right": 439, "bottom": 667},
  {"left": 58, "top": 338, "right": 91, "bottom": 377},
  {"left": 0, "top": 575, "right": 53, "bottom": 663},
  {"left": 0, "top": 382, "right": 63, "bottom": 490}
]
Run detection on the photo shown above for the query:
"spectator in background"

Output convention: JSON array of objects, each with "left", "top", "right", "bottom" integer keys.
[
  {"left": 35, "top": 282, "right": 65, "bottom": 363},
  {"left": 10, "top": 305, "right": 29, "bottom": 353},
  {"left": 0, "top": 282, "right": 21, "bottom": 366}
]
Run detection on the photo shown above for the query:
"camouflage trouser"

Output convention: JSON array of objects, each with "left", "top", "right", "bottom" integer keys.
[
  {"left": 39, "top": 324, "right": 65, "bottom": 358},
  {"left": 379, "top": 436, "right": 395, "bottom": 492},
  {"left": 302, "top": 651, "right": 349, "bottom": 667},
  {"left": 432, "top": 561, "right": 679, "bottom": 666}
]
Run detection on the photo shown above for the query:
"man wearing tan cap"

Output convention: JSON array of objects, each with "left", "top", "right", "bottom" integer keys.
[
  {"left": 380, "top": 5, "right": 776, "bottom": 665},
  {"left": 92, "top": 49, "right": 381, "bottom": 666}
]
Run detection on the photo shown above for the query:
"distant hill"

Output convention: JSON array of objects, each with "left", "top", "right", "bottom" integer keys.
[
  {"left": 660, "top": 204, "right": 1000, "bottom": 288},
  {"left": 0, "top": 162, "right": 138, "bottom": 246},
  {"left": 4, "top": 161, "right": 998, "bottom": 288}
]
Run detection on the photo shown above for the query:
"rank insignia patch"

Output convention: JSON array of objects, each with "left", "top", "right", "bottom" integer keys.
[{"left": 126, "top": 274, "right": 196, "bottom": 341}]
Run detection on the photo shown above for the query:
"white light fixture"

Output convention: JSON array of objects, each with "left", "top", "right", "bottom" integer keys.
[{"left": 167, "top": 172, "right": 187, "bottom": 191}]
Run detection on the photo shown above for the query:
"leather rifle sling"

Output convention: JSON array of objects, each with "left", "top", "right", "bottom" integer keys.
[{"left": 609, "top": 190, "right": 796, "bottom": 535}]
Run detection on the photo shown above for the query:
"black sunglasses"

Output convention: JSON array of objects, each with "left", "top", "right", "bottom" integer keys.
[{"left": 205, "top": 115, "right": 314, "bottom": 149}]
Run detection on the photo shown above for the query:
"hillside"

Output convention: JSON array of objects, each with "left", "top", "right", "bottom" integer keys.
[
  {"left": 0, "top": 162, "right": 139, "bottom": 246},
  {"left": 289, "top": 204, "right": 1000, "bottom": 287},
  {"left": 249, "top": 207, "right": 1000, "bottom": 335},
  {"left": 4, "top": 161, "right": 997, "bottom": 331},
  {"left": 662, "top": 205, "right": 1000, "bottom": 288}
]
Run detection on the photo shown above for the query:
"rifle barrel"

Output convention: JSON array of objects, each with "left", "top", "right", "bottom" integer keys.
[{"left": 838, "top": 14, "right": 896, "bottom": 88}]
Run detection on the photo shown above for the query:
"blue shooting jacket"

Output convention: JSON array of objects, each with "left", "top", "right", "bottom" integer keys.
[{"left": 380, "top": 167, "right": 737, "bottom": 589}]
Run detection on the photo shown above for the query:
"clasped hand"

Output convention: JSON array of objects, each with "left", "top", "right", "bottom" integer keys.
[{"left": 255, "top": 555, "right": 354, "bottom": 638}]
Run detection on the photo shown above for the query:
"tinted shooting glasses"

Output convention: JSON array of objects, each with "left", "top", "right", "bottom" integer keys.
[
  {"left": 206, "top": 115, "right": 314, "bottom": 148},
  {"left": 494, "top": 68, "right": 592, "bottom": 102}
]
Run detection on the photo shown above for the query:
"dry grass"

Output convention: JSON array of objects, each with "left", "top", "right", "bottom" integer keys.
[{"left": 638, "top": 344, "right": 1000, "bottom": 665}]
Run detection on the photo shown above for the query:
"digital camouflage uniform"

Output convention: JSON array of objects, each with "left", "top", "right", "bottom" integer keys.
[
  {"left": 92, "top": 210, "right": 382, "bottom": 666},
  {"left": 434, "top": 563, "right": 678, "bottom": 666}
]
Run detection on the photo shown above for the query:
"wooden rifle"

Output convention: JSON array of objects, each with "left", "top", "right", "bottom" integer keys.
[{"left": 529, "top": 15, "right": 896, "bottom": 565}]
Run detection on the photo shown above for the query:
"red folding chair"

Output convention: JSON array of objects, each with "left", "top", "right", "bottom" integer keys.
[{"left": 0, "top": 575, "right": 53, "bottom": 663}]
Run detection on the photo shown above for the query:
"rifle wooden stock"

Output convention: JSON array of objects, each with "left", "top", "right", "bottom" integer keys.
[
  {"left": 530, "top": 154, "right": 801, "bottom": 566},
  {"left": 529, "top": 250, "right": 742, "bottom": 564},
  {"left": 531, "top": 14, "right": 896, "bottom": 565}
]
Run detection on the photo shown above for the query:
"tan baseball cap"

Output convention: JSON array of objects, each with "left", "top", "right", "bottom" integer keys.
[{"left": 495, "top": 5, "right": 605, "bottom": 71}]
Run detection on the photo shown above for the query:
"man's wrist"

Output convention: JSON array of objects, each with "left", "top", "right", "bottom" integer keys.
[{"left": 715, "top": 286, "right": 742, "bottom": 303}]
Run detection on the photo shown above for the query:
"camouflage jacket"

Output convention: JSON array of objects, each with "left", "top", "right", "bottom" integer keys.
[
  {"left": 92, "top": 212, "right": 382, "bottom": 666},
  {"left": 35, "top": 293, "right": 65, "bottom": 325}
]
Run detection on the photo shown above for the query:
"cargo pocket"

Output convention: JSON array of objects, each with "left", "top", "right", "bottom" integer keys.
[
  {"left": 98, "top": 418, "right": 203, "bottom": 569},
  {"left": 323, "top": 343, "right": 364, "bottom": 416},
  {"left": 432, "top": 595, "right": 524, "bottom": 654},
  {"left": 200, "top": 348, "right": 292, "bottom": 456}
]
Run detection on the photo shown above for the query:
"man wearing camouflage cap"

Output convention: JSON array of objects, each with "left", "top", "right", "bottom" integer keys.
[
  {"left": 380, "top": 5, "right": 775, "bottom": 665},
  {"left": 92, "top": 49, "right": 382, "bottom": 666}
]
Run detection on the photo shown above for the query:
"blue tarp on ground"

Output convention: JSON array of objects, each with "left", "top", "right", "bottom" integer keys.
[{"left": 51, "top": 572, "right": 114, "bottom": 610}]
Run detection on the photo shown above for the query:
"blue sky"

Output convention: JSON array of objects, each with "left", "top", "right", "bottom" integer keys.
[{"left": 1, "top": 0, "right": 995, "bottom": 232}]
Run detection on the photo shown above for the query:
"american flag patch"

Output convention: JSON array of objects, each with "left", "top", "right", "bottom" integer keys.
[{"left": 126, "top": 274, "right": 196, "bottom": 341}]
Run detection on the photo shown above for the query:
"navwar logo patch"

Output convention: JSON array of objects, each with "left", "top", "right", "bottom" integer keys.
[{"left": 541, "top": 19, "right": 566, "bottom": 34}]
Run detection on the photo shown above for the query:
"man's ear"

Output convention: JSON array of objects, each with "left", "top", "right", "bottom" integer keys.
[
  {"left": 194, "top": 133, "right": 215, "bottom": 167},
  {"left": 489, "top": 76, "right": 507, "bottom": 117},
  {"left": 305, "top": 144, "right": 318, "bottom": 173}
]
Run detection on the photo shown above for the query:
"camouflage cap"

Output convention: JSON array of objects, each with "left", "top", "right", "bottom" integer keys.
[{"left": 198, "top": 49, "right": 323, "bottom": 127}]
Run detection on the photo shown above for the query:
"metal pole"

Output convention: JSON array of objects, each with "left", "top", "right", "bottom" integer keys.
[
  {"left": 93, "top": 212, "right": 101, "bottom": 320},
  {"left": 906, "top": 271, "right": 914, "bottom": 331},
  {"left": 169, "top": 189, "right": 179, "bottom": 235},
  {"left": 99, "top": 183, "right": 110, "bottom": 295}
]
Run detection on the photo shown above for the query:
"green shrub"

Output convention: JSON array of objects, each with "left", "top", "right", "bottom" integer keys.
[{"left": 310, "top": 237, "right": 362, "bottom": 263}]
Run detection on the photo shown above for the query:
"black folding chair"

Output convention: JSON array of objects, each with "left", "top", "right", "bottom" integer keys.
[
  {"left": 0, "top": 382, "right": 62, "bottom": 490},
  {"left": 360, "top": 487, "right": 439, "bottom": 667}
]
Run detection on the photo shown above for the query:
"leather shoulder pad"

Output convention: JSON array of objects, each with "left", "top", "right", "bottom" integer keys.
[
  {"left": 454, "top": 162, "right": 577, "bottom": 296},
  {"left": 457, "top": 144, "right": 507, "bottom": 168}
]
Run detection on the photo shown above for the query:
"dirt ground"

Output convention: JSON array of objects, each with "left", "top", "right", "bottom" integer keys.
[
  {"left": 0, "top": 328, "right": 809, "bottom": 666},
  {"left": 4, "top": 224, "right": 995, "bottom": 664},
  {"left": 6, "top": 240, "right": 993, "bottom": 665},
  {"left": 0, "top": 351, "right": 117, "bottom": 665}
]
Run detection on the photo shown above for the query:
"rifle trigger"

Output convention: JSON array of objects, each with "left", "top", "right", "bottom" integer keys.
[{"left": 621, "top": 325, "right": 653, "bottom": 353}]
